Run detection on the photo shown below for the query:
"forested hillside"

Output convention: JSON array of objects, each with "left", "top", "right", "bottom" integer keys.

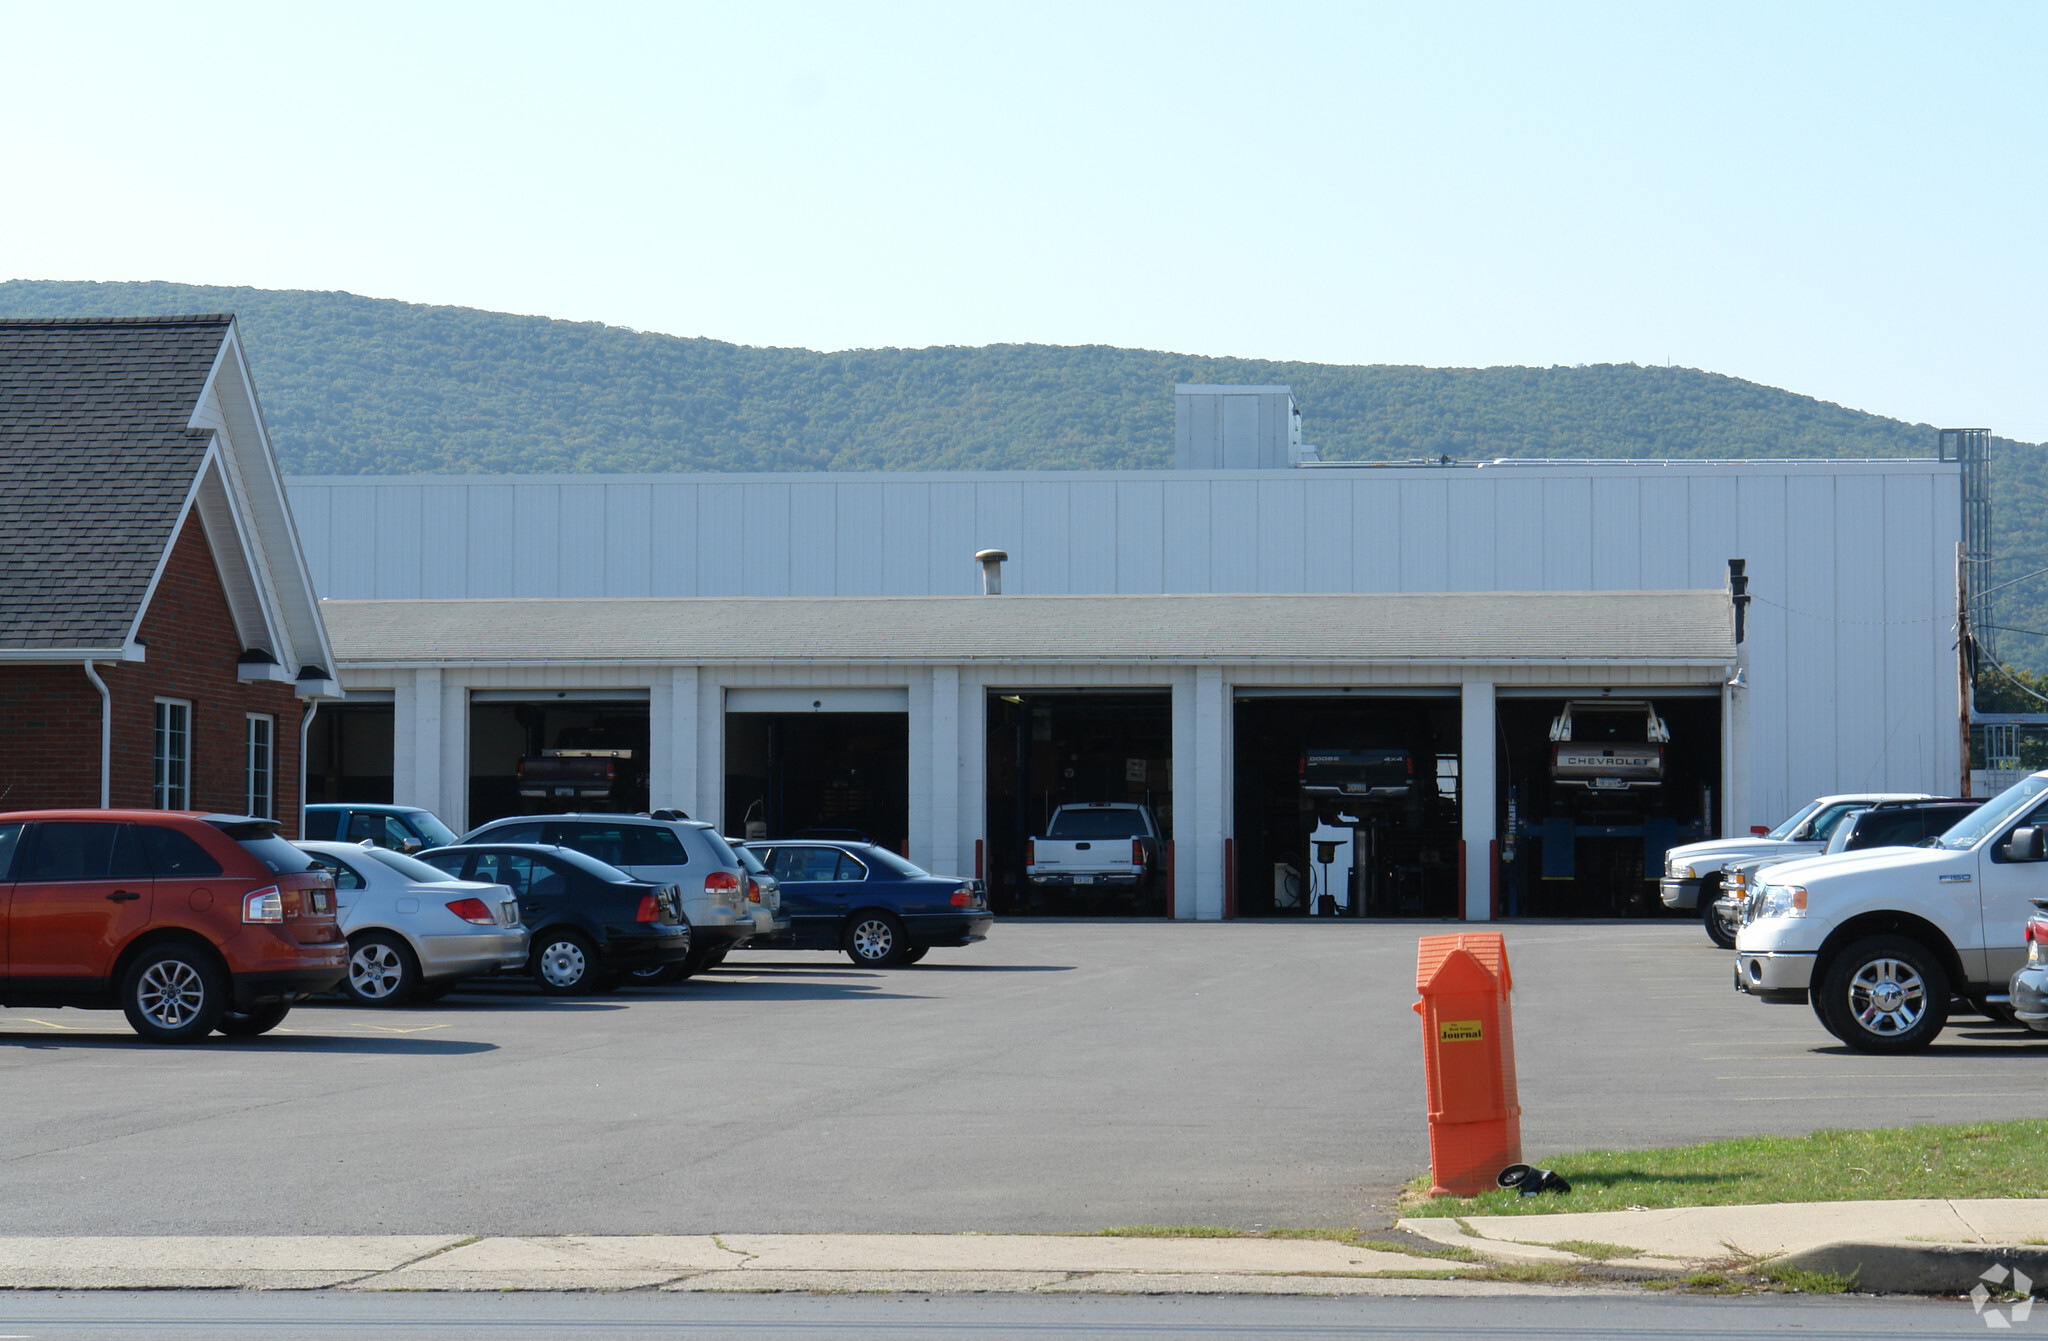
[{"left": 5, "top": 278, "right": 2045, "bottom": 667}]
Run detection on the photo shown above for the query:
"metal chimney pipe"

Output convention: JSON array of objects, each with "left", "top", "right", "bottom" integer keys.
[{"left": 975, "top": 549, "right": 1008, "bottom": 595}]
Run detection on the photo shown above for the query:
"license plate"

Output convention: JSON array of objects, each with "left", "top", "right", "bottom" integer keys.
[
  {"left": 1589, "top": 777, "right": 1630, "bottom": 790},
  {"left": 310, "top": 890, "right": 330, "bottom": 913},
  {"left": 1073, "top": 875, "right": 1093, "bottom": 885}
]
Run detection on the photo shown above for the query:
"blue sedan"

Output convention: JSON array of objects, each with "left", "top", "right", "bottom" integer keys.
[{"left": 741, "top": 841, "right": 993, "bottom": 967}]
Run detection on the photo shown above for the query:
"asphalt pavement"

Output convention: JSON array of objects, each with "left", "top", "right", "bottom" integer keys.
[{"left": 0, "top": 920, "right": 2040, "bottom": 1236}]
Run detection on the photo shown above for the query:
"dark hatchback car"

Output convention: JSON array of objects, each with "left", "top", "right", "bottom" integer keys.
[
  {"left": 740, "top": 840, "right": 992, "bottom": 967},
  {"left": 418, "top": 843, "right": 692, "bottom": 994}
]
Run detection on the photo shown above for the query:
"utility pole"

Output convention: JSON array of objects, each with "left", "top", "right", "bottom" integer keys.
[{"left": 1958, "top": 541, "right": 1973, "bottom": 798}]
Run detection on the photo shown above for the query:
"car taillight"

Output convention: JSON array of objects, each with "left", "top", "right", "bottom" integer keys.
[
  {"left": 446, "top": 897, "right": 496, "bottom": 925},
  {"left": 1299, "top": 753, "right": 1307, "bottom": 778},
  {"left": 747, "top": 877, "right": 762, "bottom": 904},
  {"left": 951, "top": 886, "right": 972, "bottom": 907},
  {"left": 1025, "top": 839, "right": 1035, "bottom": 866},
  {"left": 241, "top": 886, "right": 282, "bottom": 924},
  {"left": 2028, "top": 918, "right": 2048, "bottom": 966},
  {"left": 637, "top": 894, "right": 661, "bottom": 922},
  {"left": 705, "top": 870, "right": 741, "bottom": 906},
  {"left": 1132, "top": 838, "right": 1145, "bottom": 866}
]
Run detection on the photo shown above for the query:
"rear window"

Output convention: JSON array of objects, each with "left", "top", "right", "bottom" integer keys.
[
  {"left": 0, "top": 824, "right": 20, "bottom": 880},
  {"left": 547, "top": 846, "right": 638, "bottom": 883},
  {"left": 1851, "top": 812, "right": 1924, "bottom": 849},
  {"left": 212, "top": 821, "right": 318, "bottom": 874},
  {"left": 861, "top": 847, "right": 929, "bottom": 878},
  {"left": 364, "top": 847, "right": 460, "bottom": 883},
  {"left": 1047, "top": 809, "right": 1147, "bottom": 839},
  {"left": 405, "top": 811, "right": 459, "bottom": 846},
  {"left": 626, "top": 826, "right": 689, "bottom": 866},
  {"left": 474, "top": 822, "right": 544, "bottom": 844}
]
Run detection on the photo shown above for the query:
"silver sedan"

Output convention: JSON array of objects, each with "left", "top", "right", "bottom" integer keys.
[{"left": 298, "top": 840, "right": 528, "bottom": 1005}]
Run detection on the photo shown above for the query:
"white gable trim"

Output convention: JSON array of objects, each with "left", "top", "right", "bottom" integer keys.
[{"left": 123, "top": 441, "right": 217, "bottom": 652}]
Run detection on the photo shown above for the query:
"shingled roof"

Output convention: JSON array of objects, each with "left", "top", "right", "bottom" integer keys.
[{"left": 0, "top": 316, "right": 231, "bottom": 650}]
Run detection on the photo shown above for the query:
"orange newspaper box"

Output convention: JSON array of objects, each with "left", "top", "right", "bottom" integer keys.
[{"left": 1413, "top": 933, "right": 1521, "bottom": 1196}]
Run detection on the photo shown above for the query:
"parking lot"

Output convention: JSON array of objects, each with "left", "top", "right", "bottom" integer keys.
[{"left": 1, "top": 921, "right": 2042, "bottom": 1237}]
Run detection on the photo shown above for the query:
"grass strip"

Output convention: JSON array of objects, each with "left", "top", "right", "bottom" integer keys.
[{"left": 1410, "top": 1119, "right": 2048, "bottom": 1217}]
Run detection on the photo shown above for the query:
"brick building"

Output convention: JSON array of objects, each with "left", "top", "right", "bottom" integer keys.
[{"left": 0, "top": 317, "right": 340, "bottom": 833}]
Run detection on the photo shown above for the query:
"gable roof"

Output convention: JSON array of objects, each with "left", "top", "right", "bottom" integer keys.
[
  {"left": 0, "top": 317, "right": 227, "bottom": 650},
  {"left": 0, "top": 315, "right": 337, "bottom": 680}
]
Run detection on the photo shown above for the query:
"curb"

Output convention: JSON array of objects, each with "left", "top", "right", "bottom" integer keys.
[{"left": 1768, "top": 1242, "right": 2048, "bottom": 1296}]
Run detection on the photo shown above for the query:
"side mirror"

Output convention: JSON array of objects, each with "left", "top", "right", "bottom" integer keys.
[{"left": 2007, "top": 827, "right": 2046, "bottom": 862}]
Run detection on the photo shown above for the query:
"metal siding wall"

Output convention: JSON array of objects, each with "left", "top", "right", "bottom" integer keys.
[
  {"left": 1069, "top": 481, "right": 1117, "bottom": 594},
  {"left": 1116, "top": 481, "right": 1165, "bottom": 593},
  {"left": 467, "top": 485, "right": 516, "bottom": 599},
  {"left": 1353, "top": 478, "right": 1400, "bottom": 591},
  {"left": 559, "top": 484, "right": 606, "bottom": 598},
  {"left": 1256, "top": 479, "right": 1306, "bottom": 592},
  {"left": 1445, "top": 476, "right": 1494, "bottom": 592},
  {"left": 1303, "top": 475, "right": 1352, "bottom": 593},
  {"left": 420, "top": 486, "right": 469, "bottom": 599},
  {"left": 835, "top": 482, "right": 884, "bottom": 595},
  {"left": 1591, "top": 476, "right": 1640, "bottom": 590},
  {"left": 1398, "top": 478, "right": 1449, "bottom": 593},
  {"left": 1021, "top": 480, "right": 1070, "bottom": 594},
  {"left": 1783, "top": 475, "right": 1839, "bottom": 797},
  {"left": 927, "top": 482, "right": 977, "bottom": 595},
  {"left": 788, "top": 483, "right": 837, "bottom": 597},
  {"left": 1883, "top": 474, "right": 1940, "bottom": 791},
  {"left": 1209, "top": 481, "right": 1258, "bottom": 591},
  {"left": 881, "top": 482, "right": 930, "bottom": 595},
  {"left": 649, "top": 484, "right": 696, "bottom": 596},
  {"left": 1492, "top": 476, "right": 1546, "bottom": 591},
  {"left": 514, "top": 484, "right": 560, "bottom": 597},
  {"left": 373, "top": 484, "right": 422, "bottom": 598},
  {"left": 742, "top": 484, "right": 791, "bottom": 596},
  {"left": 696, "top": 483, "right": 741, "bottom": 593},
  {"left": 1736, "top": 474, "right": 1790, "bottom": 824},
  {"left": 1541, "top": 478, "right": 1593, "bottom": 590},
  {"left": 1833, "top": 475, "right": 1888, "bottom": 790},
  {"left": 603, "top": 484, "right": 652, "bottom": 597},
  {"left": 1639, "top": 476, "right": 1691, "bottom": 589},
  {"left": 1162, "top": 480, "right": 1210, "bottom": 591},
  {"left": 293, "top": 485, "right": 332, "bottom": 599}
]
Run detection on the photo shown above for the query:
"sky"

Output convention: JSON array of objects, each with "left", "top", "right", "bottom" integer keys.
[{"left": 2, "top": 1, "right": 2044, "bottom": 439}]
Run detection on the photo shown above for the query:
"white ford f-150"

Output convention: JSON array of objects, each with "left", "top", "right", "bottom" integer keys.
[{"left": 1733, "top": 772, "right": 2048, "bottom": 1053}]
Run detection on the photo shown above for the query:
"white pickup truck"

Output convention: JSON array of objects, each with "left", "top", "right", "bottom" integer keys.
[
  {"left": 1026, "top": 803, "right": 1161, "bottom": 902},
  {"left": 1733, "top": 771, "right": 2048, "bottom": 1053}
]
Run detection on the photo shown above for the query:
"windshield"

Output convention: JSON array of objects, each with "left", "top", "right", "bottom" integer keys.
[
  {"left": 1765, "top": 800, "right": 1824, "bottom": 841},
  {"left": 861, "top": 847, "right": 930, "bottom": 878},
  {"left": 548, "top": 847, "right": 638, "bottom": 883},
  {"left": 364, "top": 847, "right": 460, "bottom": 883},
  {"left": 1047, "top": 809, "right": 1147, "bottom": 839},
  {"left": 1802, "top": 803, "right": 1865, "bottom": 843},
  {"left": 405, "top": 811, "right": 459, "bottom": 846},
  {"left": 1934, "top": 775, "right": 2048, "bottom": 850}
]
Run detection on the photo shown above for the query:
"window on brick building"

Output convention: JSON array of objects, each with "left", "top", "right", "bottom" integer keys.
[
  {"left": 246, "top": 714, "right": 275, "bottom": 819},
  {"left": 154, "top": 699, "right": 190, "bottom": 809}
]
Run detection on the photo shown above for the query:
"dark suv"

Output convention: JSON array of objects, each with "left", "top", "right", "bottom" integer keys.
[{"left": 0, "top": 810, "right": 346, "bottom": 1042}]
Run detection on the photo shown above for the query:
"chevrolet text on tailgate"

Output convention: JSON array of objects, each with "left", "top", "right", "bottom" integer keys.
[
  {"left": 1733, "top": 772, "right": 2048, "bottom": 1052},
  {"left": 1548, "top": 700, "right": 1667, "bottom": 792}
]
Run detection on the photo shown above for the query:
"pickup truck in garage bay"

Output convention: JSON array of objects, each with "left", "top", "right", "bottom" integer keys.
[{"left": 1026, "top": 803, "right": 1162, "bottom": 907}]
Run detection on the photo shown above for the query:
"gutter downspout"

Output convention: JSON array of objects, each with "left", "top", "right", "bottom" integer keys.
[
  {"left": 299, "top": 699, "right": 320, "bottom": 840},
  {"left": 82, "top": 661, "right": 111, "bottom": 808}
]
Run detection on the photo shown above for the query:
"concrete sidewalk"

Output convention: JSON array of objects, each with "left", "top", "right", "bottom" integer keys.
[
  {"left": 1400, "top": 1198, "right": 2048, "bottom": 1292},
  {"left": 0, "top": 1233, "right": 1596, "bottom": 1297},
  {"left": 1, "top": 1203, "right": 2042, "bottom": 1296}
]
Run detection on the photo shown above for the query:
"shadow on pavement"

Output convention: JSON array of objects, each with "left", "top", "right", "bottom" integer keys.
[{"left": 0, "top": 1031, "right": 498, "bottom": 1056}]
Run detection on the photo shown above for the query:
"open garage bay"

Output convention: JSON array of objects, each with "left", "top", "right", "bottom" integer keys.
[{"left": 0, "top": 923, "right": 2041, "bottom": 1236}]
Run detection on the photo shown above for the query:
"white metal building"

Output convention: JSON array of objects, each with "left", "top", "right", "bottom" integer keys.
[{"left": 289, "top": 455, "right": 1963, "bottom": 922}]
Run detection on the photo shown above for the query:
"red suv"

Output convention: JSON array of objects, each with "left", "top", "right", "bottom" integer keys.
[{"left": 0, "top": 811, "right": 345, "bottom": 1043}]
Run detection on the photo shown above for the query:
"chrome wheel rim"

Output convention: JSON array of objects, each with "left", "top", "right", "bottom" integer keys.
[
  {"left": 540, "top": 940, "right": 588, "bottom": 987},
  {"left": 1848, "top": 958, "right": 1925, "bottom": 1035},
  {"left": 349, "top": 943, "right": 404, "bottom": 999},
  {"left": 137, "top": 960, "right": 206, "bottom": 1030},
  {"left": 851, "top": 918, "right": 894, "bottom": 962}
]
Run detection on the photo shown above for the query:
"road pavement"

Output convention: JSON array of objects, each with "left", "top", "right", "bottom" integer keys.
[{"left": 0, "top": 920, "right": 2039, "bottom": 1235}]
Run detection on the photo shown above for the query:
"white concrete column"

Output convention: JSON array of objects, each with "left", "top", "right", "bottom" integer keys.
[
  {"left": 438, "top": 674, "right": 467, "bottom": 833},
  {"left": 1459, "top": 674, "right": 1497, "bottom": 922},
  {"left": 1724, "top": 656, "right": 1751, "bottom": 838},
  {"left": 1176, "top": 665, "right": 1230, "bottom": 920},
  {"left": 959, "top": 668, "right": 988, "bottom": 881},
  {"left": 929, "top": 665, "right": 961, "bottom": 875},
  {"left": 907, "top": 675, "right": 933, "bottom": 865},
  {"left": 397, "top": 667, "right": 442, "bottom": 817},
  {"left": 660, "top": 666, "right": 700, "bottom": 817},
  {"left": 698, "top": 676, "right": 725, "bottom": 833}
]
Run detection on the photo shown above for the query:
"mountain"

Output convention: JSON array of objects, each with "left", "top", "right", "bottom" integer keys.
[{"left": 3, "top": 278, "right": 2044, "bottom": 670}]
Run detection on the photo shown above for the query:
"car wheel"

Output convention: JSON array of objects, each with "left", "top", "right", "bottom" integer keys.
[
  {"left": 215, "top": 1003, "right": 292, "bottom": 1037},
  {"left": 531, "top": 931, "right": 600, "bottom": 995},
  {"left": 1818, "top": 935, "right": 1950, "bottom": 1054},
  {"left": 344, "top": 932, "right": 422, "bottom": 1006},
  {"left": 845, "top": 912, "right": 909, "bottom": 967},
  {"left": 1703, "top": 892, "right": 1737, "bottom": 950},
  {"left": 120, "top": 943, "right": 227, "bottom": 1044}
]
